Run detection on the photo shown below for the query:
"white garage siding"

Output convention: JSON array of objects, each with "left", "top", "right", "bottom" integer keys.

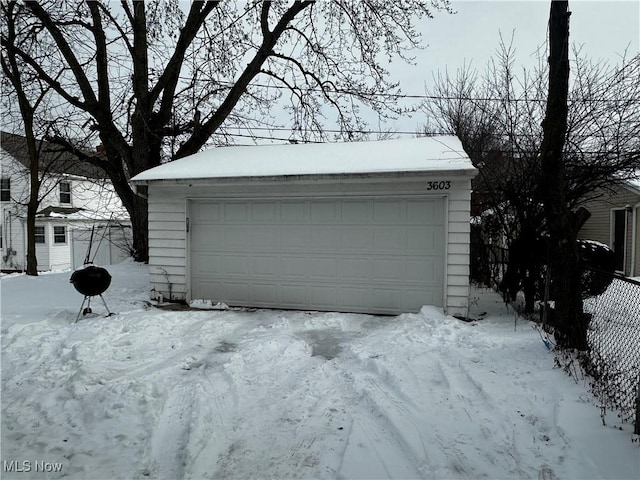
[
  {"left": 148, "top": 191, "right": 188, "bottom": 300},
  {"left": 145, "top": 177, "right": 473, "bottom": 316}
]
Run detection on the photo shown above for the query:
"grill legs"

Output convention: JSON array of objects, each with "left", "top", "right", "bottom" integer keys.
[{"left": 75, "top": 295, "right": 113, "bottom": 323}]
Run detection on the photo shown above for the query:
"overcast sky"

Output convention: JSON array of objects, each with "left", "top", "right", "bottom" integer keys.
[
  {"left": 384, "top": 0, "right": 639, "bottom": 133},
  {"left": 404, "top": 0, "right": 638, "bottom": 88}
]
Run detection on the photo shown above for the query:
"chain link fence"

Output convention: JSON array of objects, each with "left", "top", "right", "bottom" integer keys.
[
  {"left": 583, "top": 269, "right": 640, "bottom": 432},
  {"left": 471, "top": 233, "right": 640, "bottom": 431}
]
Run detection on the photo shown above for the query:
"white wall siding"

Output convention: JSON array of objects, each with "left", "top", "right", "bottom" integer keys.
[
  {"left": 446, "top": 179, "right": 473, "bottom": 317},
  {"left": 147, "top": 193, "right": 187, "bottom": 301},
  {"left": 147, "top": 174, "right": 474, "bottom": 315},
  {"left": 578, "top": 185, "right": 640, "bottom": 276},
  {"left": 49, "top": 225, "right": 71, "bottom": 270}
]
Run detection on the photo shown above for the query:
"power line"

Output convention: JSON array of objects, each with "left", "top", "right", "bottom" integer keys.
[{"left": 175, "top": 76, "right": 640, "bottom": 104}]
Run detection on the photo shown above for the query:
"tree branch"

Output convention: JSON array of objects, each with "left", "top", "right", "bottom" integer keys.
[{"left": 175, "top": 0, "right": 314, "bottom": 158}]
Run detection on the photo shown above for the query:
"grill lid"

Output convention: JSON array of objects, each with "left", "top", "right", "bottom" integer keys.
[{"left": 70, "top": 265, "right": 112, "bottom": 297}]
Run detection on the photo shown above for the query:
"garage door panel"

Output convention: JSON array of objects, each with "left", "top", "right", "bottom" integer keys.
[
  {"left": 193, "top": 202, "right": 221, "bottom": 222},
  {"left": 253, "top": 283, "right": 278, "bottom": 305},
  {"left": 308, "top": 227, "right": 340, "bottom": 250},
  {"left": 341, "top": 227, "right": 374, "bottom": 250},
  {"left": 252, "top": 202, "right": 278, "bottom": 222},
  {"left": 191, "top": 254, "right": 222, "bottom": 275},
  {"left": 307, "top": 257, "right": 338, "bottom": 278},
  {"left": 339, "top": 258, "right": 373, "bottom": 280},
  {"left": 252, "top": 256, "right": 278, "bottom": 276},
  {"left": 373, "top": 200, "right": 406, "bottom": 223},
  {"left": 281, "top": 201, "right": 307, "bottom": 222},
  {"left": 223, "top": 202, "right": 249, "bottom": 222},
  {"left": 281, "top": 284, "right": 307, "bottom": 305},
  {"left": 407, "top": 199, "right": 443, "bottom": 223},
  {"left": 280, "top": 256, "right": 308, "bottom": 278},
  {"left": 190, "top": 196, "right": 445, "bottom": 314},
  {"left": 373, "top": 228, "right": 406, "bottom": 251},
  {"left": 192, "top": 225, "right": 222, "bottom": 249},
  {"left": 225, "top": 282, "right": 250, "bottom": 303},
  {"left": 372, "top": 259, "right": 405, "bottom": 281},
  {"left": 342, "top": 201, "right": 371, "bottom": 223},
  {"left": 370, "top": 289, "right": 403, "bottom": 310},
  {"left": 222, "top": 255, "right": 251, "bottom": 275},
  {"left": 339, "top": 287, "right": 373, "bottom": 310},
  {"left": 308, "top": 285, "right": 338, "bottom": 307},
  {"left": 310, "top": 201, "right": 339, "bottom": 223},
  {"left": 407, "top": 259, "right": 442, "bottom": 282},
  {"left": 193, "top": 279, "right": 224, "bottom": 302},
  {"left": 279, "top": 227, "right": 309, "bottom": 249},
  {"left": 224, "top": 227, "right": 251, "bottom": 249},
  {"left": 406, "top": 226, "right": 443, "bottom": 252},
  {"left": 404, "top": 289, "right": 437, "bottom": 308},
  {"left": 251, "top": 227, "right": 278, "bottom": 249}
]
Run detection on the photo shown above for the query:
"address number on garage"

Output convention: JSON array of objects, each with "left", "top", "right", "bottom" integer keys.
[{"left": 426, "top": 180, "right": 451, "bottom": 191}]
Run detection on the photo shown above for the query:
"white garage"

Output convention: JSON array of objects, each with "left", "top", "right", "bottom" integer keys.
[{"left": 130, "top": 136, "right": 477, "bottom": 317}]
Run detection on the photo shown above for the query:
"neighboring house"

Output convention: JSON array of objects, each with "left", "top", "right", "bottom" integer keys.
[
  {"left": 131, "top": 136, "right": 477, "bottom": 317},
  {"left": 1, "top": 131, "right": 130, "bottom": 272},
  {"left": 578, "top": 175, "right": 640, "bottom": 277}
]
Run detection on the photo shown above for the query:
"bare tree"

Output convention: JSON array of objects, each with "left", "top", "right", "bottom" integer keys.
[
  {"left": 2, "top": 0, "right": 452, "bottom": 262},
  {"left": 424, "top": 36, "right": 639, "bottom": 318},
  {"left": 1, "top": 1, "right": 53, "bottom": 274}
]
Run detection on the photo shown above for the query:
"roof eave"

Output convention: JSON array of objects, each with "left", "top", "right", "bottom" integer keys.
[{"left": 130, "top": 168, "right": 479, "bottom": 187}]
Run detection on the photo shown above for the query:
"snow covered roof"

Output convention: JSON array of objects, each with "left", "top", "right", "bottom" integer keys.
[
  {"left": 34, "top": 205, "right": 129, "bottom": 222},
  {"left": 130, "top": 136, "right": 475, "bottom": 184},
  {"left": 625, "top": 170, "right": 640, "bottom": 193},
  {"left": 1, "top": 131, "right": 107, "bottom": 180}
]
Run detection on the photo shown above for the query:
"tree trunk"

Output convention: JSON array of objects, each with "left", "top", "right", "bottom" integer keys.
[
  {"left": 129, "top": 194, "right": 149, "bottom": 263},
  {"left": 26, "top": 201, "right": 38, "bottom": 275},
  {"left": 539, "top": 1, "right": 588, "bottom": 350},
  {"left": 25, "top": 126, "right": 39, "bottom": 276}
]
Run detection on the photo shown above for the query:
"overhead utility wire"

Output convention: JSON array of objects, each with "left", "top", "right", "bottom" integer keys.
[{"left": 176, "top": 76, "right": 640, "bottom": 104}]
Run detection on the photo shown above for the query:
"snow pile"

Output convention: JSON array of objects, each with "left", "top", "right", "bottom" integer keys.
[{"left": 1, "top": 263, "right": 638, "bottom": 479}]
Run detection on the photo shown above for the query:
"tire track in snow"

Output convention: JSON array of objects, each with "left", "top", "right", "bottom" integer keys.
[
  {"left": 434, "top": 357, "right": 521, "bottom": 477},
  {"left": 184, "top": 360, "right": 240, "bottom": 479},
  {"left": 332, "top": 357, "right": 427, "bottom": 479},
  {"left": 149, "top": 384, "right": 194, "bottom": 480}
]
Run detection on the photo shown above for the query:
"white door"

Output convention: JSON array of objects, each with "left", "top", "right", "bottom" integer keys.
[{"left": 189, "top": 196, "right": 445, "bottom": 314}]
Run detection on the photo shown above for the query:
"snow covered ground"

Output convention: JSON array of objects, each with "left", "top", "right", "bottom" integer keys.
[{"left": 1, "top": 261, "right": 638, "bottom": 480}]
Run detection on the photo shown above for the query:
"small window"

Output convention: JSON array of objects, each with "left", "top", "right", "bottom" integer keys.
[
  {"left": 60, "top": 182, "right": 71, "bottom": 204},
  {"left": 1, "top": 177, "right": 10, "bottom": 202},
  {"left": 54, "top": 226, "right": 66, "bottom": 244},
  {"left": 35, "top": 225, "right": 45, "bottom": 244}
]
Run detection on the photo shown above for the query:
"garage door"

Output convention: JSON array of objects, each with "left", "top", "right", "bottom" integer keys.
[{"left": 189, "top": 196, "right": 445, "bottom": 314}]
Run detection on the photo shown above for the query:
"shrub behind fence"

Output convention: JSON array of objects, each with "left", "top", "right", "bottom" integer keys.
[
  {"left": 584, "top": 270, "right": 640, "bottom": 431},
  {"left": 471, "top": 242, "right": 508, "bottom": 289}
]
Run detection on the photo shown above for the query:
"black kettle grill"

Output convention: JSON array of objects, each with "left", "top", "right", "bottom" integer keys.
[{"left": 70, "top": 265, "right": 113, "bottom": 321}]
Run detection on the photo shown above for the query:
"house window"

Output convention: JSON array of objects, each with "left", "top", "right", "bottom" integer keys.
[
  {"left": 35, "top": 225, "right": 45, "bottom": 244},
  {"left": 60, "top": 182, "right": 71, "bottom": 204},
  {"left": 1, "top": 178, "right": 10, "bottom": 201},
  {"left": 54, "top": 226, "right": 66, "bottom": 244}
]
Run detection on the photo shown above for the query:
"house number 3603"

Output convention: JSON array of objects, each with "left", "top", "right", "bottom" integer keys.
[{"left": 426, "top": 181, "right": 451, "bottom": 191}]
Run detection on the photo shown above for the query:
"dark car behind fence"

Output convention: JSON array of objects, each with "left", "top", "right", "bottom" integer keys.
[{"left": 583, "top": 270, "right": 640, "bottom": 433}]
